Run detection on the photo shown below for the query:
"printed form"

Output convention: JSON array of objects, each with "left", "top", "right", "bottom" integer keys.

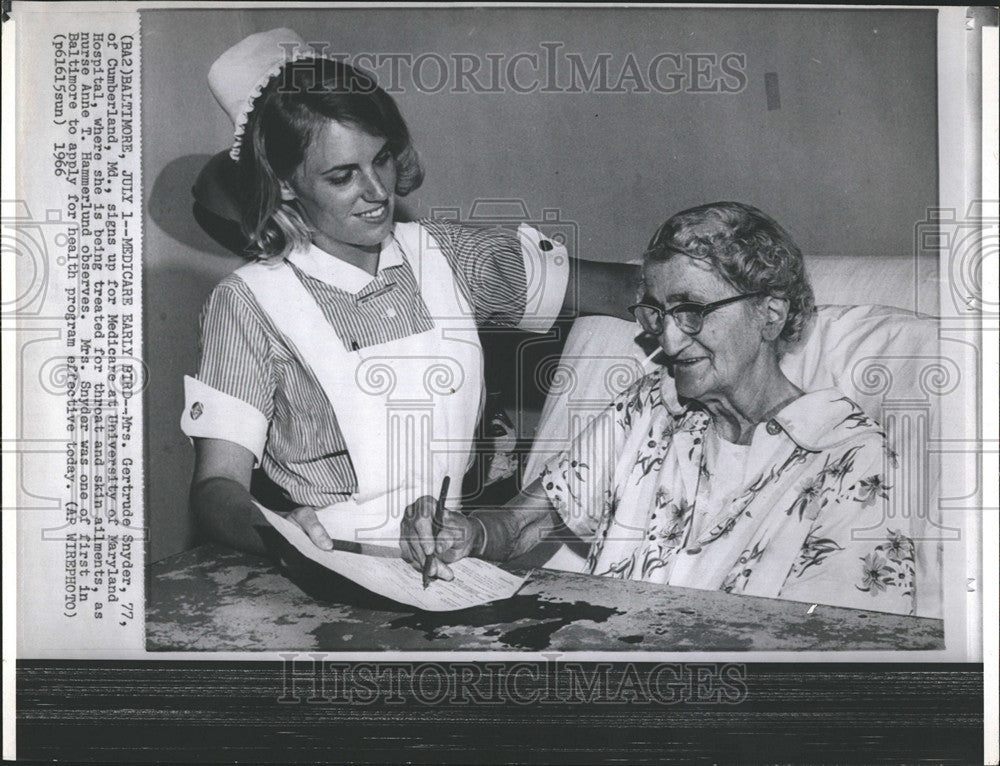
[{"left": 258, "top": 506, "right": 527, "bottom": 611}]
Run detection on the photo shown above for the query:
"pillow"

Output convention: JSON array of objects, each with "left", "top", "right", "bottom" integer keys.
[
  {"left": 780, "top": 304, "right": 940, "bottom": 423},
  {"left": 805, "top": 256, "right": 939, "bottom": 315}
]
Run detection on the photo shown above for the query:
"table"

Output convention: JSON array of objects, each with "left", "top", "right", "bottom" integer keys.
[{"left": 147, "top": 543, "right": 944, "bottom": 652}]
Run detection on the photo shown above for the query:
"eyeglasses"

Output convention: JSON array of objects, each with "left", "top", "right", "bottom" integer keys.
[{"left": 627, "top": 292, "right": 763, "bottom": 336}]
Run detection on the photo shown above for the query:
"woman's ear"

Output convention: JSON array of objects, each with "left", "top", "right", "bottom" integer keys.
[
  {"left": 278, "top": 180, "right": 297, "bottom": 202},
  {"left": 761, "top": 295, "right": 790, "bottom": 341}
]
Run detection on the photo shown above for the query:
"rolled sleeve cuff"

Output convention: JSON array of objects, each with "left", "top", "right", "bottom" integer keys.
[
  {"left": 516, "top": 223, "right": 570, "bottom": 333},
  {"left": 180, "top": 375, "right": 268, "bottom": 463}
]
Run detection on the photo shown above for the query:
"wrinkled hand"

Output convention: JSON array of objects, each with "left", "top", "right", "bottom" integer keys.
[
  {"left": 399, "top": 495, "right": 479, "bottom": 581},
  {"left": 287, "top": 506, "right": 333, "bottom": 550}
]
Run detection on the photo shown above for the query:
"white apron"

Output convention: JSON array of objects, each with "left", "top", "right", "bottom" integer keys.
[{"left": 236, "top": 222, "right": 484, "bottom": 544}]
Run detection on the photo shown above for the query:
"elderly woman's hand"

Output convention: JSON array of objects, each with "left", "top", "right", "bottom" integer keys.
[
  {"left": 399, "top": 495, "right": 480, "bottom": 581},
  {"left": 287, "top": 506, "right": 335, "bottom": 550}
]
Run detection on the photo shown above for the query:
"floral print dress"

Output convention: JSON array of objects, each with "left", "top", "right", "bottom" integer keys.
[{"left": 540, "top": 368, "right": 916, "bottom": 616}]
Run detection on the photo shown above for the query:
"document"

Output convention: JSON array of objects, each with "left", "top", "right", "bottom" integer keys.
[{"left": 258, "top": 506, "right": 527, "bottom": 612}]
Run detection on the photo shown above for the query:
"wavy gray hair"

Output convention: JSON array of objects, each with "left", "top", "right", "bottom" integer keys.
[{"left": 644, "top": 201, "right": 815, "bottom": 342}]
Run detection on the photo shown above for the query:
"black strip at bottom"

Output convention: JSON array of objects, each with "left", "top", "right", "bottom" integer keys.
[{"left": 17, "top": 661, "right": 984, "bottom": 764}]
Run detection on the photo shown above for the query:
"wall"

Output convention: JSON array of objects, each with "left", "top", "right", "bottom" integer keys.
[{"left": 142, "top": 7, "right": 938, "bottom": 561}]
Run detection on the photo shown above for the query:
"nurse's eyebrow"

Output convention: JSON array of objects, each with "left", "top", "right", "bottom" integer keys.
[{"left": 321, "top": 141, "right": 391, "bottom": 175}]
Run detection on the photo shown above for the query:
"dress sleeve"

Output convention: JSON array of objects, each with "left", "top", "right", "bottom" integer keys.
[
  {"left": 419, "top": 219, "right": 569, "bottom": 333},
  {"left": 778, "top": 435, "right": 916, "bottom": 616},
  {"left": 537, "top": 375, "right": 655, "bottom": 540},
  {"left": 178, "top": 279, "right": 274, "bottom": 462}
]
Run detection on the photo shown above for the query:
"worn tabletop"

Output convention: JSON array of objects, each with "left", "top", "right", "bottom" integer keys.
[{"left": 147, "top": 543, "right": 943, "bottom": 652}]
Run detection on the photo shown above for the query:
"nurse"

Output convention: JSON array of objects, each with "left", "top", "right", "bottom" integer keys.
[{"left": 181, "top": 29, "right": 637, "bottom": 556}]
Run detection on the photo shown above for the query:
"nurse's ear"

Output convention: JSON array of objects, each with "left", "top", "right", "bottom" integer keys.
[
  {"left": 279, "top": 180, "right": 298, "bottom": 202},
  {"left": 760, "top": 295, "right": 790, "bottom": 342}
]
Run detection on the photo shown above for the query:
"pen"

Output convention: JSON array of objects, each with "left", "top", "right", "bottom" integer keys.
[{"left": 422, "top": 475, "right": 450, "bottom": 589}]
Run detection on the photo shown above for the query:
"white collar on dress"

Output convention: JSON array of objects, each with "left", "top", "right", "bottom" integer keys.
[
  {"left": 286, "top": 227, "right": 405, "bottom": 294},
  {"left": 660, "top": 366, "right": 885, "bottom": 451},
  {"left": 772, "top": 388, "right": 885, "bottom": 451}
]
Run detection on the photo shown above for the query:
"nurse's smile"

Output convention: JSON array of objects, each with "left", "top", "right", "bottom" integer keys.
[{"left": 355, "top": 201, "right": 390, "bottom": 223}]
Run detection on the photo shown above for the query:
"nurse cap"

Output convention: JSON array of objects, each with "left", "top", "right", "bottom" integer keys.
[{"left": 208, "top": 28, "right": 318, "bottom": 162}]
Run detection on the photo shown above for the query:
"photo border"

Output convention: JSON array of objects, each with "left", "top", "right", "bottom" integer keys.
[{"left": 4, "top": 2, "right": 996, "bottom": 762}]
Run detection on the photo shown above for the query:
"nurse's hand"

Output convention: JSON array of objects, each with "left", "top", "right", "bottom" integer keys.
[
  {"left": 288, "top": 506, "right": 334, "bottom": 551},
  {"left": 399, "top": 495, "right": 480, "bottom": 580}
]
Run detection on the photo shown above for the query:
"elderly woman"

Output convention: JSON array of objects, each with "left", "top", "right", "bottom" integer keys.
[
  {"left": 403, "top": 201, "right": 915, "bottom": 616},
  {"left": 182, "top": 28, "right": 636, "bottom": 556}
]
